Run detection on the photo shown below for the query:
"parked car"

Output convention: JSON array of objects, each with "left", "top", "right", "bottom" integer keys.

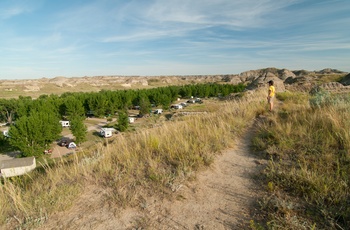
[
  {"left": 187, "top": 99, "right": 196, "bottom": 103},
  {"left": 58, "top": 138, "right": 72, "bottom": 147},
  {"left": 195, "top": 98, "right": 203, "bottom": 103},
  {"left": 58, "top": 140, "right": 68, "bottom": 147},
  {"left": 171, "top": 104, "right": 183, "bottom": 109},
  {"left": 180, "top": 102, "right": 187, "bottom": 107}
]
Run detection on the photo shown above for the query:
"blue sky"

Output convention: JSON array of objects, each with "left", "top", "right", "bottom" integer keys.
[{"left": 0, "top": 0, "right": 349, "bottom": 80}]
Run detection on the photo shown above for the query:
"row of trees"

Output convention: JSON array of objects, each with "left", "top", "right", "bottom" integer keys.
[{"left": 0, "top": 83, "right": 245, "bottom": 157}]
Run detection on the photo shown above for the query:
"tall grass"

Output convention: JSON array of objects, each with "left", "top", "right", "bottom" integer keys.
[
  {"left": 252, "top": 91, "right": 350, "bottom": 229},
  {"left": 0, "top": 90, "right": 265, "bottom": 229},
  {"left": 89, "top": 96, "right": 262, "bottom": 206},
  {"left": 0, "top": 156, "right": 85, "bottom": 228}
]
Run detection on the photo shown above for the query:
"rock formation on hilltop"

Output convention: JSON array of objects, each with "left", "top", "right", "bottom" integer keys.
[
  {"left": 340, "top": 73, "right": 350, "bottom": 86},
  {"left": 243, "top": 68, "right": 287, "bottom": 92},
  {"left": 317, "top": 68, "right": 345, "bottom": 74},
  {"left": 240, "top": 67, "right": 348, "bottom": 92}
]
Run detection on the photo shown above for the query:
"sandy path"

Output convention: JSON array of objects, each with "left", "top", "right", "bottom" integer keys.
[
  {"left": 144, "top": 126, "right": 262, "bottom": 230},
  {"left": 38, "top": 125, "right": 263, "bottom": 230}
]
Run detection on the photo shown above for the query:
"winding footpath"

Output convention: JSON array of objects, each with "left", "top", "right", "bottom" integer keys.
[{"left": 38, "top": 125, "right": 264, "bottom": 230}]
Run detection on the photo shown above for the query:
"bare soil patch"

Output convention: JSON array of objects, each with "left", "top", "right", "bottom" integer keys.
[{"left": 37, "top": 125, "right": 265, "bottom": 230}]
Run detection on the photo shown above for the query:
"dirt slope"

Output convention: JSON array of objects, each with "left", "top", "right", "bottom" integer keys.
[{"left": 38, "top": 125, "right": 264, "bottom": 230}]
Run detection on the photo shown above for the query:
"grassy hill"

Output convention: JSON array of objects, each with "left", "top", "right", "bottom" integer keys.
[{"left": 0, "top": 68, "right": 349, "bottom": 229}]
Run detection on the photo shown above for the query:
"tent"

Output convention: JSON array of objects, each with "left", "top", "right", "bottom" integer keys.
[{"left": 67, "top": 142, "right": 77, "bottom": 149}]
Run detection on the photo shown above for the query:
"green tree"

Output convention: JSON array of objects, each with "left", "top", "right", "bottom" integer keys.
[
  {"left": 121, "top": 90, "right": 134, "bottom": 109},
  {"left": 70, "top": 116, "right": 87, "bottom": 145},
  {"left": 159, "top": 94, "right": 171, "bottom": 109},
  {"left": 9, "top": 110, "right": 62, "bottom": 157},
  {"left": 100, "top": 90, "right": 122, "bottom": 115},
  {"left": 17, "top": 96, "right": 33, "bottom": 118},
  {"left": 117, "top": 110, "right": 129, "bottom": 132},
  {"left": 139, "top": 96, "right": 151, "bottom": 117},
  {"left": 64, "top": 96, "right": 85, "bottom": 118},
  {"left": 87, "top": 93, "right": 109, "bottom": 117},
  {"left": 0, "top": 98, "right": 19, "bottom": 124}
]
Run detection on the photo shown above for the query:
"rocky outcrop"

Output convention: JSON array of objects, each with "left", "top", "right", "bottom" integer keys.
[
  {"left": 317, "top": 68, "right": 346, "bottom": 74},
  {"left": 292, "top": 69, "right": 311, "bottom": 76},
  {"left": 278, "top": 69, "right": 296, "bottom": 80},
  {"left": 340, "top": 73, "right": 350, "bottom": 86},
  {"left": 240, "top": 68, "right": 347, "bottom": 92},
  {"left": 24, "top": 85, "right": 40, "bottom": 92},
  {"left": 244, "top": 68, "right": 286, "bottom": 92},
  {"left": 320, "top": 82, "right": 347, "bottom": 90},
  {"left": 311, "top": 82, "right": 350, "bottom": 94}
]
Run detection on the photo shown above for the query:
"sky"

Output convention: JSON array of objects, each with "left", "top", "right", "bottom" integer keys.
[{"left": 0, "top": 0, "right": 349, "bottom": 80}]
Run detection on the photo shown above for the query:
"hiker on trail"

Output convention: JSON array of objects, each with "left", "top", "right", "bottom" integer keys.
[{"left": 267, "top": 80, "right": 275, "bottom": 111}]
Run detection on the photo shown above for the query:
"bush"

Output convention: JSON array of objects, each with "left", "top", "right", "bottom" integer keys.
[
  {"left": 117, "top": 110, "right": 129, "bottom": 132},
  {"left": 309, "top": 89, "right": 350, "bottom": 108}
]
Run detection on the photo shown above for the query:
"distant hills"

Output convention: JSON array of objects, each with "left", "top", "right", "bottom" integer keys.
[{"left": 0, "top": 68, "right": 348, "bottom": 98}]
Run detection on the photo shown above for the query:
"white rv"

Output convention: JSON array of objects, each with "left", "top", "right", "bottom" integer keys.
[
  {"left": 154, "top": 109, "right": 163, "bottom": 114},
  {"left": 100, "top": 128, "right": 115, "bottom": 138},
  {"left": 59, "top": 120, "right": 70, "bottom": 127}
]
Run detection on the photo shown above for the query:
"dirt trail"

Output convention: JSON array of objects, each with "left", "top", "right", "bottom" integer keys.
[{"left": 38, "top": 125, "right": 264, "bottom": 230}]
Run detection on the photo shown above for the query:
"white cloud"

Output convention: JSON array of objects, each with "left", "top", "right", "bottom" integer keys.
[
  {"left": 0, "top": 7, "right": 25, "bottom": 19},
  {"left": 98, "top": 0, "right": 317, "bottom": 50},
  {"left": 142, "top": 0, "right": 301, "bottom": 27},
  {"left": 0, "top": 1, "right": 41, "bottom": 20},
  {"left": 55, "top": 0, "right": 321, "bottom": 45},
  {"left": 0, "top": 5, "right": 34, "bottom": 20}
]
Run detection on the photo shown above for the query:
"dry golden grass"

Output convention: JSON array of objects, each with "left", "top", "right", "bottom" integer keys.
[
  {"left": 88, "top": 96, "right": 263, "bottom": 206},
  {"left": 0, "top": 156, "right": 84, "bottom": 227}
]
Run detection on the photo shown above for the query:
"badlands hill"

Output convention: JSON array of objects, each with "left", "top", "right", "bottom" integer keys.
[{"left": 0, "top": 68, "right": 348, "bottom": 98}]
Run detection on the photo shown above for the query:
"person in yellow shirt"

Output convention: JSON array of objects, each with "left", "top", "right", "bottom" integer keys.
[{"left": 267, "top": 80, "right": 275, "bottom": 111}]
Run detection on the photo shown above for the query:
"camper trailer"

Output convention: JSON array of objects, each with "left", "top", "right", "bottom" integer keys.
[
  {"left": 100, "top": 128, "right": 115, "bottom": 138},
  {"left": 59, "top": 120, "right": 70, "bottom": 127},
  {"left": 154, "top": 109, "right": 163, "bottom": 114}
]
